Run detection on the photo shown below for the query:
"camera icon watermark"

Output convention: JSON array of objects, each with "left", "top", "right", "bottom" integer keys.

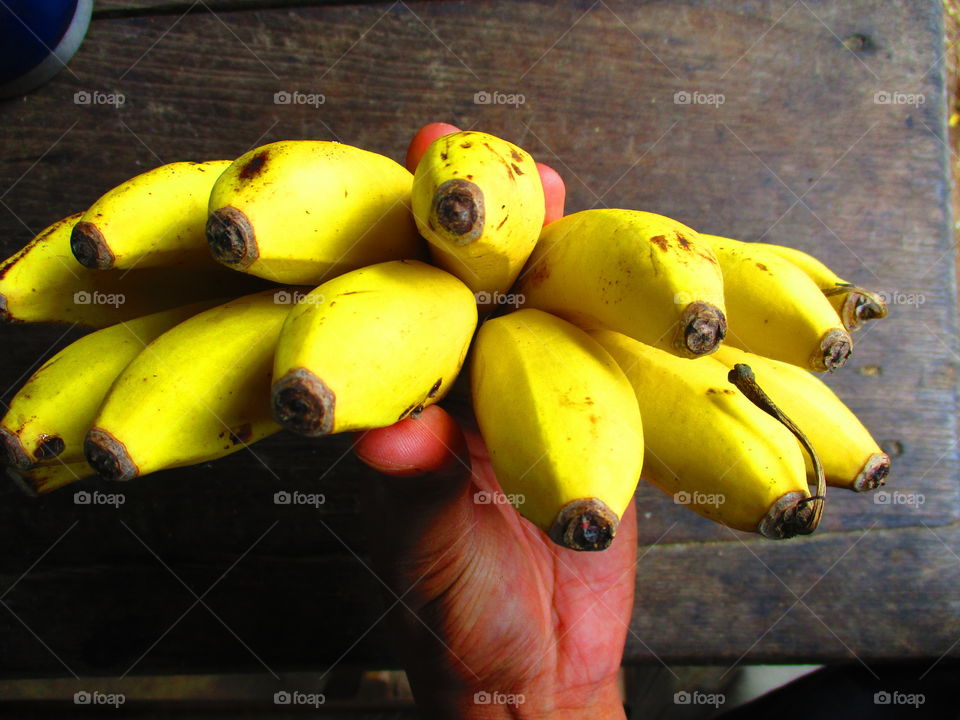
[
  {"left": 673, "top": 90, "right": 725, "bottom": 107},
  {"left": 475, "top": 290, "right": 525, "bottom": 307},
  {"left": 74, "top": 690, "right": 125, "bottom": 707},
  {"left": 274, "top": 490, "right": 326, "bottom": 508},
  {"left": 74, "top": 490, "right": 125, "bottom": 508},
  {"left": 674, "top": 690, "right": 725, "bottom": 707},
  {"left": 674, "top": 490, "right": 725, "bottom": 507},
  {"left": 74, "top": 90, "right": 126, "bottom": 107},
  {"left": 876, "top": 290, "right": 925, "bottom": 308},
  {"left": 273, "top": 289, "right": 324, "bottom": 306},
  {"left": 473, "top": 690, "right": 525, "bottom": 706},
  {"left": 874, "top": 90, "right": 925, "bottom": 107},
  {"left": 873, "top": 690, "right": 925, "bottom": 707},
  {"left": 273, "top": 690, "right": 325, "bottom": 707},
  {"left": 473, "top": 90, "right": 526, "bottom": 108},
  {"left": 273, "top": 90, "right": 325, "bottom": 107},
  {"left": 473, "top": 490, "right": 525, "bottom": 507},
  {"left": 74, "top": 290, "right": 125, "bottom": 308},
  {"left": 874, "top": 490, "right": 924, "bottom": 508}
]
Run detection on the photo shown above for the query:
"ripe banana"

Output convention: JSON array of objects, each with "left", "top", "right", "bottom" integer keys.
[
  {"left": 71, "top": 161, "right": 231, "bottom": 270},
  {"left": 84, "top": 289, "right": 289, "bottom": 481},
  {"left": 470, "top": 309, "right": 644, "bottom": 551},
  {"left": 591, "top": 328, "right": 813, "bottom": 538},
  {"left": 1, "top": 303, "right": 213, "bottom": 470},
  {"left": 713, "top": 345, "right": 889, "bottom": 491},
  {"left": 207, "top": 140, "right": 423, "bottom": 284},
  {"left": 515, "top": 209, "right": 727, "bottom": 357},
  {"left": 699, "top": 234, "right": 852, "bottom": 371},
  {"left": 7, "top": 461, "right": 95, "bottom": 496},
  {"left": 752, "top": 242, "right": 887, "bottom": 331},
  {"left": 0, "top": 213, "right": 271, "bottom": 327},
  {"left": 272, "top": 260, "right": 476, "bottom": 436},
  {"left": 411, "top": 130, "right": 544, "bottom": 307}
]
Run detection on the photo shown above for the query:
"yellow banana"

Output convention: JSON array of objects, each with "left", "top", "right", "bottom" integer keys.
[
  {"left": 515, "top": 209, "right": 727, "bottom": 357},
  {"left": 207, "top": 140, "right": 423, "bottom": 284},
  {"left": 0, "top": 213, "right": 271, "bottom": 327},
  {"left": 1, "top": 302, "right": 213, "bottom": 470},
  {"left": 699, "top": 234, "right": 852, "bottom": 372},
  {"left": 272, "top": 260, "right": 477, "bottom": 436},
  {"left": 752, "top": 242, "right": 887, "bottom": 331},
  {"left": 7, "top": 461, "right": 95, "bottom": 496},
  {"left": 84, "top": 289, "right": 290, "bottom": 481},
  {"left": 713, "top": 345, "right": 889, "bottom": 491},
  {"left": 71, "top": 161, "right": 231, "bottom": 270},
  {"left": 411, "top": 131, "right": 544, "bottom": 307},
  {"left": 591, "top": 328, "right": 814, "bottom": 538},
  {"left": 470, "top": 309, "right": 644, "bottom": 551}
]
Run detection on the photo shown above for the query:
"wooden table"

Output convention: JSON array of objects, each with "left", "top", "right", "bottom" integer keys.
[{"left": 0, "top": 0, "right": 957, "bottom": 680}]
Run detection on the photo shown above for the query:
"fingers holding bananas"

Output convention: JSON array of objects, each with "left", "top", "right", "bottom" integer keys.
[{"left": 1, "top": 127, "right": 893, "bottom": 554}]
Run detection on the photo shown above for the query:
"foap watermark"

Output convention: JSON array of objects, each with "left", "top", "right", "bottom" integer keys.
[
  {"left": 274, "top": 490, "right": 325, "bottom": 508},
  {"left": 74, "top": 90, "right": 125, "bottom": 107},
  {"left": 473, "top": 691, "right": 525, "bottom": 707},
  {"left": 74, "top": 690, "right": 126, "bottom": 707},
  {"left": 874, "top": 490, "right": 924, "bottom": 508},
  {"left": 74, "top": 490, "right": 125, "bottom": 508},
  {"left": 674, "top": 690, "right": 725, "bottom": 708},
  {"left": 874, "top": 90, "right": 925, "bottom": 107},
  {"left": 874, "top": 690, "right": 925, "bottom": 708},
  {"left": 273, "top": 289, "right": 324, "bottom": 306},
  {"left": 674, "top": 291, "right": 724, "bottom": 306},
  {"left": 674, "top": 490, "right": 725, "bottom": 508},
  {"left": 273, "top": 690, "right": 326, "bottom": 708},
  {"left": 273, "top": 90, "right": 325, "bottom": 108},
  {"left": 876, "top": 290, "right": 925, "bottom": 308},
  {"left": 74, "top": 290, "right": 125, "bottom": 308},
  {"left": 474, "top": 490, "right": 525, "bottom": 507},
  {"left": 474, "top": 90, "right": 525, "bottom": 108},
  {"left": 475, "top": 290, "right": 525, "bottom": 308},
  {"left": 674, "top": 90, "right": 725, "bottom": 107}
]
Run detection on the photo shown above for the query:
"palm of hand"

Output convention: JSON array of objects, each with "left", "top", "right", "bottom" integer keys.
[{"left": 365, "top": 428, "right": 636, "bottom": 717}]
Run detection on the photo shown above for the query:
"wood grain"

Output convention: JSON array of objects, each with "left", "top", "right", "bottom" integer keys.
[{"left": 0, "top": 0, "right": 956, "bottom": 674}]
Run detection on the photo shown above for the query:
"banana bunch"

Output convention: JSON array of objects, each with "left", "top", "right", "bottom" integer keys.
[{"left": 1, "top": 129, "right": 892, "bottom": 554}]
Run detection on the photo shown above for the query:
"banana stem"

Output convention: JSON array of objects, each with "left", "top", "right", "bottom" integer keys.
[{"left": 727, "top": 363, "right": 825, "bottom": 535}]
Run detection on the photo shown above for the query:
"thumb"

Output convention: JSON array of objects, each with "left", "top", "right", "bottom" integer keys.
[{"left": 355, "top": 405, "right": 477, "bottom": 570}]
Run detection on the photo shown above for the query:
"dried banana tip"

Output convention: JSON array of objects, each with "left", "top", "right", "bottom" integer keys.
[
  {"left": 207, "top": 206, "right": 258, "bottom": 269},
  {"left": 272, "top": 368, "right": 336, "bottom": 437},
  {"left": 759, "top": 491, "right": 816, "bottom": 539},
  {"left": 70, "top": 221, "right": 115, "bottom": 269},
  {"left": 548, "top": 498, "right": 619, "bottom": 551},
  {"left": 84, "top": 428, "right": 138, "bottom": 482},
  {"left": 680, "top": 301, "right": 726, "bottom": 356},
  {"left": 0, "top": 426, "right": 32, "bottom": 470},
  {"left": 852, "top": 453, "right": 890, "bottom": 492}
]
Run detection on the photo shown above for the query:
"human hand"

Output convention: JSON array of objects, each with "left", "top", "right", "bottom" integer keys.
[{"left": 355, "top": 405, "right": 634, "bottom": 720}]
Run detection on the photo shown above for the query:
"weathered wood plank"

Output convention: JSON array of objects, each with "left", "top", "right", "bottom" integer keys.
[{"left": 0, "top": 0, "right": 956, "bottom": 674}]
